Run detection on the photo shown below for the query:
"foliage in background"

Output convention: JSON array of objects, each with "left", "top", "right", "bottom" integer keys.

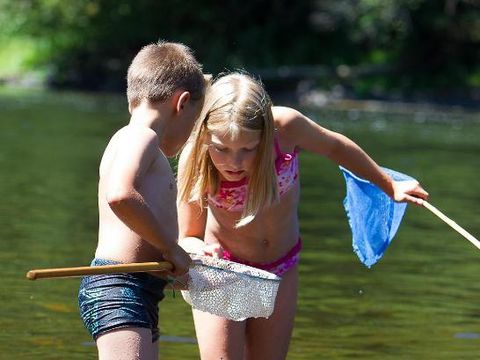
[{"left": 0, "top": 0, "right": 478, "bottom": 99}]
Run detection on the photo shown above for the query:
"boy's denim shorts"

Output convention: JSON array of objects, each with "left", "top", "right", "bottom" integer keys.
[{"left": 78, "top": 258, "right": 169, "bottom": 343}]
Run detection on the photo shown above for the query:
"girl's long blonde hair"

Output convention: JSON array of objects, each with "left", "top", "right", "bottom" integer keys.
[{"left": 178, "top": 72, "right": 278, "bottom": 227}]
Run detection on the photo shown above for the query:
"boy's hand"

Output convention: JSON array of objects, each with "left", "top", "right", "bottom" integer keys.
[
  {"left": 163, "top": 244, "right": 192, "bottom": 276},
  {"left": 392, "top": 180, "right": 429, "bottom": 205}
]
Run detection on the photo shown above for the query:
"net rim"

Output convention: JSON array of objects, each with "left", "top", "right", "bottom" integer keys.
[{"left": 190, "top": 254, "right": 281, "bottom": 282}]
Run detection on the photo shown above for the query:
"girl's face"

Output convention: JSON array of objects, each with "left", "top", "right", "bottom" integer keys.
[{"left": 207, "top": 129, "right": 261, "bottom": 182}]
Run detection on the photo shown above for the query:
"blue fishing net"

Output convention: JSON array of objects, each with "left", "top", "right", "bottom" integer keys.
[{"left": 341, "top": 166, "right": 414, "bottom": 268}]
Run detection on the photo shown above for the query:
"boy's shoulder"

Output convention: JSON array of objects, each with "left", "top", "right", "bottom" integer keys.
[
  {"left": 100, "top": 124, "right": 162, "bottom": 171},
  {"left": 103, "top": 124, "right": 163, "bottom": 166},
  {"left": 116, "top": 124, "right": 159, "bottom": 145}
]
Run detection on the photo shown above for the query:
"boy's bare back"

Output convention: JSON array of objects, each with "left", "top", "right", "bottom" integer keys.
[{"left": 95, "top": 123, "right": 177, "bottom": 263}]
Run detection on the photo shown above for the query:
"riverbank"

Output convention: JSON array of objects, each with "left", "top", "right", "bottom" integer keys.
[{"left": 1, "top": 71, "right": 479, "bottom": 119}]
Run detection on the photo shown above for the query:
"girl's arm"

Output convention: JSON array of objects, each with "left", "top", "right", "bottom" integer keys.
[
  {"left": 274, "top": 106, "right": 428, "bottom": 204},
  {"left": 177, "top": 143, "right": 225, "bottom": 257},
  {"left": 177, "top": 142, "right": 208, "bottom": 253},
  {"left": 177, "top": 198, "right": 207, "bottom": 255}
]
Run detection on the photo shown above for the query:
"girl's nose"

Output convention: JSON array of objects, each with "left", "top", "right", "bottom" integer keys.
[{"left": 231, "top": 152, "right": 243, "bottom": 168}]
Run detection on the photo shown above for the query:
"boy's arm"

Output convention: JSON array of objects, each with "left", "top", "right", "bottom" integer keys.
[
  {"left": 106, "top": 125, "right": 190, "bottom": 275},
  {"left": 276, "top": 106, "right": 428, "bottom": 204}
]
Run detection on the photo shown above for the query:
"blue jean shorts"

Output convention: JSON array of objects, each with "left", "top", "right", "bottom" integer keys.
[{"left": 78, "top": 258, "right": 168, "bottom": 342}]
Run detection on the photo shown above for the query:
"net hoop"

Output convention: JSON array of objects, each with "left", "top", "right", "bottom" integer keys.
[{"left": 181, "top": 254, "right": 281, "bottom": 321}]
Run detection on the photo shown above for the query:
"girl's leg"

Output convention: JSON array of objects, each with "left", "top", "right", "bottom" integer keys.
[
  {"left": 96, "top": 327, "right": 158, "bottom": 360},
  {"left": 244, "top": 266, "right": 298, "bottom": 360},
  {"left": 193, "top": 309, "right": 247, "bottom": 360}
]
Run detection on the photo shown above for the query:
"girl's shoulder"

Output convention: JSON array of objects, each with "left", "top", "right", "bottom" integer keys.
[
  {"left": 272, "top": 106, "right": 305, "bottom": 149},
  {"left": 272, "top": 106, "right": 302, "bottom": 124}
]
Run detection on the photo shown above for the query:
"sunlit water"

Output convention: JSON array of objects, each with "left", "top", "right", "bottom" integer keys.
[{"left": 1, "top": 88, "right": 479, "bottom": 359}]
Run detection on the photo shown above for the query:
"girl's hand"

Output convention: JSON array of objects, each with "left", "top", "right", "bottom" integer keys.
[
  {"left": 203, "top": 243, "right": 224, "bottom": 258},
  {"left": 392, "top": 180, "right": 429, "bottom": 205}
]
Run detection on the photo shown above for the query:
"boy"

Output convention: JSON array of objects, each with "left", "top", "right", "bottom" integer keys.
[{"left": 78, "top": 41, "right": 206, "bottom": 360}]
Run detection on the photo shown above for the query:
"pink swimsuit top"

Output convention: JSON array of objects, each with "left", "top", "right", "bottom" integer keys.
[{"left": 208, "top": 138, "right": 299, "bottom": 212}]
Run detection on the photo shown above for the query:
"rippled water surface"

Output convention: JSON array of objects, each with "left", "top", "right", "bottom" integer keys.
[{"left": 1, "top": 88, "right": 479, "bottom": 359}]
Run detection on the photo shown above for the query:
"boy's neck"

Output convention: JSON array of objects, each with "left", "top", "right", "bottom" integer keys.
[{"left": 129, "top": 101, "right": 170, "bottom": 135}]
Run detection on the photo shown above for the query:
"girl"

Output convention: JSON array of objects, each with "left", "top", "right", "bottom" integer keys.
[{"left": 177, "top": 72, "right": 428, "bottom": 360}]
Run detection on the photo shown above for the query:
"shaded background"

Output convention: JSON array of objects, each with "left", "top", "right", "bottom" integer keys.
[{"left": 0, "top": 0, "right": 479, "bottom": 106}]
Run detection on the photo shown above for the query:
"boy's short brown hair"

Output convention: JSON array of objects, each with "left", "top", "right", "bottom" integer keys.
[{"left": 127, "top": 41, "right": 205, "bottom": 108}]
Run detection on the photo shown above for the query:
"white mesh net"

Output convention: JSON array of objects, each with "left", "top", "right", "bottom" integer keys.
[{"left": 181, "top": 254, "right": 281, "bottom": 321}]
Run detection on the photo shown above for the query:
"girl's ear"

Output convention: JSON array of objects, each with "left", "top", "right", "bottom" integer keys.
[{"left": 176, "top": 91, "right": 191, "bottom": 113}]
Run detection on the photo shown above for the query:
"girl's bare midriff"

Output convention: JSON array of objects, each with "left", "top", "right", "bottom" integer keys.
[{"left": 205, "top": 181, "right": 300, "bottom": 263}]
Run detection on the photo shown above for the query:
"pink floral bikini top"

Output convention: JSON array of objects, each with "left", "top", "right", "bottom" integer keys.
[{"left": 208, "top": 137, "right": 299, "bottom": 212}]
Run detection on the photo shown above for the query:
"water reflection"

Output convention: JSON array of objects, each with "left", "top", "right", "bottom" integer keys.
[{"left": 1, "top": 89, "right": 479, "bottom": 359}]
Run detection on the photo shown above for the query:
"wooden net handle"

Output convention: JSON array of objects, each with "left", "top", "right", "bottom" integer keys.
[
  {"left": 423, "top": 201, "right": 480, "bottom": 250},
  {"left": 26, "top": 261, "right": 173, "bottom": 280}
]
